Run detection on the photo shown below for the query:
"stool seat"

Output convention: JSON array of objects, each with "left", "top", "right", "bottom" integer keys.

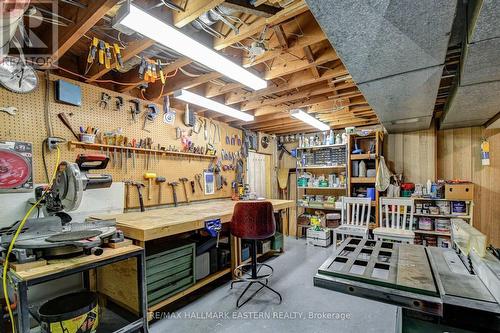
[{"left": 230, "top": 201, "right": 282, "bottom": 307}]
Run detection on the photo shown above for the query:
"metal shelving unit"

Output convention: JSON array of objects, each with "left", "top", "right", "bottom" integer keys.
[{"left": 296, "top": 140, "right": 348, "bottom": 237}]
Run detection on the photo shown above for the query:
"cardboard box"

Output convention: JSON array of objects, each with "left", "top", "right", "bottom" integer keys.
[
  {"left": 306, "top": 228, "right": 332, "bottom": 247},
  {"left": 445, "top": 183, "right": 474, "bottom": 200}
]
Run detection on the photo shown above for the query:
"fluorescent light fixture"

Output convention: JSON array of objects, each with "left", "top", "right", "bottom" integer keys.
[
  {"left": 290, "top": 109, "right": 330, "bottom": 131},
  {"left": 114, "top": 2, "right": 267, "bottom": 91},
  {"left": 174, "top": 90, "right": 254, "bottom": 121}
]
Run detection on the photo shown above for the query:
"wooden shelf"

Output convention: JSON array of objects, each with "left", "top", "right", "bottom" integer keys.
[
  {"left": 350, "top": 177, "right": 376, "bottom": 184},
  {"left": 413, "top": 197, "right": 472, "bottom": 203},
  {"left": 350, "top": 153, "right": 376, "bottom": 160},
  {"left": 296, "top": 143, "right": 346, "bottom": 150},
  {"left": 298, "top": 204, "right": 341, "bottom": 211},
  {"left": 68, "top": 141, "right": 217, "bottom": 160},
  {"left": 148, "top": 267, "right": 231, "bottom": 312},
  {"left": 298, "top": 186, "right": 347, "bottom": 190},
  {"left": 414, "top": 213, "right": 471, "bottom": 219},
  {"left": 414, "top": 229, "right": 451, "bottom": 237},
  {"left": 297, "top": 165, "right": 346, "bottom": 169}
]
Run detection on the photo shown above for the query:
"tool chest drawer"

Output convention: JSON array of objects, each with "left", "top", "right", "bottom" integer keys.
[{"left": 145, "top": 242, "right": 196, "bottom": 306}]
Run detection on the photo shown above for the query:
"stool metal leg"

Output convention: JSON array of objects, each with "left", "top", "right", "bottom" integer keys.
[{"left": 232, "top": 240, "right": 282, "bottom": 307}]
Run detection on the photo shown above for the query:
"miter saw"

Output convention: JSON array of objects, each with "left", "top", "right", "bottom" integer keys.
[{"left": 0, "top": 154, "right": 122, "bottom": 263}]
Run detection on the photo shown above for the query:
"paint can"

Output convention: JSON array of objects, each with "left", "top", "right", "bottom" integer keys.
[
  {"left": 435, "top": 219, "right": 450, "bottom": 232},
  {"left": 418, "top": 217, "right": 433, "bottom": 230},
  {"left": 38, "top": 292, "right": 99, "bottom": 333}
]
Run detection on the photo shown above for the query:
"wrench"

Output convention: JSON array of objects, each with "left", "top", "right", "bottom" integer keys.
[{"left": 0, "top": 107, "right": 17, "bottom": 116}]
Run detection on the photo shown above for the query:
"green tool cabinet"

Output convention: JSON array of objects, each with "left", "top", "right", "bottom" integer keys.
[{"left": 146, "top": 242, "right": 196, "bottom": 306}]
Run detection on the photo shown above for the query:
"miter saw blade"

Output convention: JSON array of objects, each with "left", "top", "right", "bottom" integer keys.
[
  {"left": 0, "top": 149, "right": 31, "bottom": 189},
  {"left": 51, "top": 161, "right": 84, "bottom": 212},
  {"left": 0, "top": 56, "right": 38, "bottom": 94}
]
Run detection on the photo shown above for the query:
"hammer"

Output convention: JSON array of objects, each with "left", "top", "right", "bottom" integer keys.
[
  {"left": 125, "top": 180, "right": 145, "bottom": 212},
  {"left": 144, "top": 172, "right": 156, "bottom": 200},
  {"left": 179, "top": 177, "right": 189, "bottom": 203},
  {"left": 156, "top": 176, "right": 166, "bottom": 204},
  {"left": 168, "top": 181, "right": 179, "bottom": 207}
]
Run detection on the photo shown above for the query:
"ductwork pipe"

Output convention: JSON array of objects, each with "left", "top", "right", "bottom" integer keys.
[{"left": 1, "top": 0, "right": 30, "bottom": 61}]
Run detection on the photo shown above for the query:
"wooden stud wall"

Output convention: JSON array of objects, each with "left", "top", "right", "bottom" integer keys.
[
  {"left": 0, "top": 73, "right": 242, "bottom": 209},
  {"left": 385, "top": 126, "right": 500, "bottom": 247},
  {"left": 437, "top": 127, "right": 500, "bottom": 247},
  {"left": 384, "top": 126, "right": 437, "bottom": 184}
]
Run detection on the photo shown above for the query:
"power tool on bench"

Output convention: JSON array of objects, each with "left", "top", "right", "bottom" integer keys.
[{"left": 0, "top": 154, "right": 121, "bottom": 263}]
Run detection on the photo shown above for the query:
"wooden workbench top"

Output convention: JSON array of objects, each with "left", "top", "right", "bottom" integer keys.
[
  {"left": 93, "top": 199, "right": 295, "bottom": 242},
  {"left": 13, "top": 245, "right": 143, "bottom": 281}
]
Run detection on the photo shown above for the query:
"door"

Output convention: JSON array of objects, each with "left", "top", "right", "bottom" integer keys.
[{"left": 246, "top": 151, "right": 269, "bottom": 198}]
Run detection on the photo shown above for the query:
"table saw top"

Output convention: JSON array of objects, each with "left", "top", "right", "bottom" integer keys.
[{"left": 315, "top": 238, "right": 500, "bottom": 316}]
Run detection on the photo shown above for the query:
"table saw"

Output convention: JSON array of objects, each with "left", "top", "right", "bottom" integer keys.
[{"left": 314, "top": 237, "right": 500, "bottom": 332}]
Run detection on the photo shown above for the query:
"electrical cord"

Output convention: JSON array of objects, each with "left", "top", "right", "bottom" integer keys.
[{"left": 2, "top": 146, "right": 61, "bottom": 333}]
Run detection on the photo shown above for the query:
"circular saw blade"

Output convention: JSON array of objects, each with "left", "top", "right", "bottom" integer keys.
[
  {"left": 0, "top": 149, "right": 31, "bottom": 189},
  {"left": 0, "top": 56, "right": 38, "bottom": 94},
  {"left": 52, "top": 162, "right": 83, "bottom": 212}
]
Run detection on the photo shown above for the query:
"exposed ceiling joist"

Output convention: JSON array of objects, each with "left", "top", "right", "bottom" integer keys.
[
  {"left": 48, "top": 0, "right": 120, "bottom": 64},
  {"left": 242, "top": 14, "right": 326, "bottom": 68},
  {"left": 225, "top": 64, "right": 348, "bottom": 105},
  {"left": 213, "top": 0, "right": 309, "bottom": 50},
  {"left": 205, "top": 81, "right": 244, "bottom": 98},
  {"left": 223, "top": 0, "right": 281, "bottom": 18},
  {"left": 240, "top": 82, "right": 333, "bottom": 111},
  {"left": 172, "top": 0, "right": 225, "bottom": 28},
  {"left": 146, "top": 72, "right": 222, "bottom": 99},
  {"left": 118, "top": 57, "right": 192, "bottom": 93},
  {"left": 86, "top": 38, "right": 155, "bottom": 82},
  {"left": 264, "top": 45, "right": 337, "bottom": 79}
]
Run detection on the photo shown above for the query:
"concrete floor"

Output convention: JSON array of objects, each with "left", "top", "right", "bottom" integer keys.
[{"left": 151, "top": 237, "right": 397, "bottom": 333}]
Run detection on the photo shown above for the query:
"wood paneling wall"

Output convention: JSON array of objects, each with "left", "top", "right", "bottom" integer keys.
[
  {"left": 437, "top": 127, "right": 500, "bottom": 247},
  {"left": 384, "top": 126, "right": 437, "bottom": 184},
  {"left": 385, "top": 126, "right": 500, "bottom": 247}
]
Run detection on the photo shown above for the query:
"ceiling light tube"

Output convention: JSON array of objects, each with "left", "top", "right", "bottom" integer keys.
[
  {"left": 174, "top": 90, "right": 254, "bottom": 121},
  {"left": 114, "top": 2, "right": 267, "bottom": 91},
  {"left": 290, "top": 109, "right": 330, "bottom": 131}
]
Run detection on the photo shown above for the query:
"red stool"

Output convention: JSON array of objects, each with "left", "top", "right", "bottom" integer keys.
[{"left": 230, "top": 201, "right": 282, "bottom": 307}]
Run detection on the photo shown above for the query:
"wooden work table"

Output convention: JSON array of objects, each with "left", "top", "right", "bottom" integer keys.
[
  {"left": 93, "top": 199, "right": 295, "bottom": 242},
  {"left": 92, "top": 199, "right": 294, "bottom": 314}
]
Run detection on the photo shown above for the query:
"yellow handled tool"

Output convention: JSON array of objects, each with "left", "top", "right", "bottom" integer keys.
[{"left": 144, "top": 172, "right": 157, "bottom": 201}]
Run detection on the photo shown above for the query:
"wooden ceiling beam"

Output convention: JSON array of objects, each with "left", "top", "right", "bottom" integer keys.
[
  {"left": 242, "top": 13, "right": 326, "bottom": 68},
  {"left": 223, "top": 0, "right": 281, "bottom": 17},
  {"left": 145, "top": 72, "right": 222, "bottom": 99},
  {"left": 240, "top": 82, "right": 333, "bottom": 111},
  {"left": 225, "top": 64, "right": 348, "bottom": 105},
  {"left": 205, "top": 81, "right": 244, "bottom": 98},
  {"left": 86, "top": 38, "right": 155, "bottom": 82},
  {"left": 213, "top": 0, "right": 308, "bottom": 50},
  {"left": 303, "top": 45, "right": 320, "bottom": 78},
  {"left": 48, "top": 0, "right": 120, "bottom": 65},
  {"left": 262, "top": 119, "right": 379, "bottom": 134},
  {"left": 172, "top": 0, "right": 225, "bottom": 28},
  {"left": 118, "top": 57, "right": 192, "bottom": 93},
  {"left": 264, "top": 46, "right": 337, "bottom": 80}
]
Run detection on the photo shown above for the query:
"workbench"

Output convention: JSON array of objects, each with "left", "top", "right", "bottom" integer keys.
[
  {"left": 314, "top": 238, "right": 500, "bottom": 332},
  {"left": 4, "top": 245, "right": 147, "bottom": 333},
  {"left": 92, "top": 199, "right": 295, "bottom": 315}
]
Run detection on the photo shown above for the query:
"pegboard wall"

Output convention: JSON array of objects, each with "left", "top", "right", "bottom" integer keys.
[{"left": 0, "top": 72, "right": 243, "bottom": 209}]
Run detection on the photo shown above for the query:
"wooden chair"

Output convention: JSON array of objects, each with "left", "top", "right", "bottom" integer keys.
[
  {"left": 333, "top": 197, "right": 371, "bottom": 249},
  {"left": 374, "top": 197, "right": 415, "bottom": 244}
]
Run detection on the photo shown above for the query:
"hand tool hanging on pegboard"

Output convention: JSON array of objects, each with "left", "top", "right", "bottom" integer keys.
[{"left": 142, "top": 104, "right": 159, "bottom": 132}]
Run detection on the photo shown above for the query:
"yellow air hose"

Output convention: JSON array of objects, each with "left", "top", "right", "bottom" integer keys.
[{"left": 2, "top": 145, "right": 61, "bottom": 333}]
